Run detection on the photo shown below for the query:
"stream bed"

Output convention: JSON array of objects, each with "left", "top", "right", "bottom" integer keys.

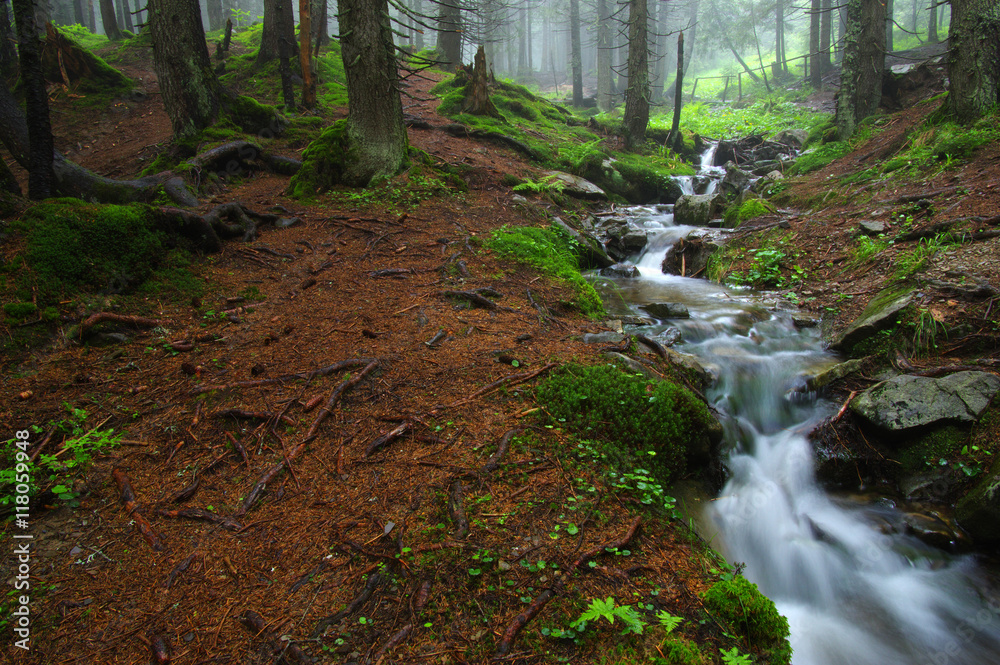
[{"left": 588, "top": 202, "right": 1000, "bottom": 665}]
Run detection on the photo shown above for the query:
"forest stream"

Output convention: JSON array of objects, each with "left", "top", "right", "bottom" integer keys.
[{"left": 590, "top": 166, "right": 1000, "bottom": 664}]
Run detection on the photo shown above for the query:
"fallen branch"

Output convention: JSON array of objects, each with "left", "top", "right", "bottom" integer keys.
[
  {"left": 875, "top": 187, "right": 959, "bottom": 205},
  {"left": 492, "top": 588, "right": 557, "bottom": 658},
  {"left": 192, "top": 358, "right": 376, "bottom": 394},
  {"left": 441, "top": 289, "right": 513, "bottom": 311},
  {"left": 78, "top": 313, "right": 161, "bottom": 338},
  {"left": 214, "top": 409, "right": 296, "bottom": 427},
  {"left": 163, "top": 549, "right": 198, "bottom": 588},
  {"left": 831, "top": 390, "right": 858, "bottom": 424},
  {"left": 573, "top": 515, "right": 642, "bottom": 570},
  {"left": 433, "top": 363, "right": 557, "bottom": 413},
  {"left": 304, "top": 360, "right": 380, "bottom": 442},
  {"left": 448, "top": 478, "right": 470, "bottom": 540},
  {"left": 365, "top": 422, "right": 413, "bottom": 457},
  {"left": 239, "top": 610, "right": 312, "bottom": 664},
  {"left": 312, "top": 572, "right": 382, "bottom": 637},
  {"left": 112, "top": 468, "right": 165, "bottom": 552},
  {"left": 157, "top": 508, "right": 243, "bottom": 531},
  {"left": 482, "top": 429, "right": 523, "bottom": 473},
  {"left": 373, "top": 624, "right": 413, "bottom": 664}
]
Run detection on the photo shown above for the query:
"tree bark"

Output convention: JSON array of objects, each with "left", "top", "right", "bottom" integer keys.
[
  {"left": 87, "top": 0, "right": 96, "bottom": 30},
  {"left": 462, "top": 44, "right": 498, "bottom": 116},
  {"left": 775, "top": 0, "right": 785, "bottom": 72},
  {"left": 339, "top": 0, "right": 408, "bottom": 185},
  {"left": 623, "top": 0, "right": 648, "bottom": 151},
  {"left": 72, "top": 0, "right": 83, "bottom": 24},
  {"left": 835, "top": 0, "right": 886, "bottom": 139},
  {"left": 312, "top": 0, "right": 328, "bottom": 47},
  {"left": 596, "top": 0, "right": 612, "bottom": 111},
  {"left": 99, "top": 0, "right": 121, "bottom": 39},
  {"left": 666, "top": 30, "right": 683, "bottom": 151},
  {"left": 569, "top": 0, "right": 582, "bottom": 105},
  {"left": 12, "top": 0, "right": 53, "bottom": 199},
  {"left": 148, "top": 0, "right": 224, "bottom": 137},
  {"left": 0, "top": 153, "right": 19, "bottom": 194},
  {"left": 257, "top": 0, "right": 297, "bottom": 67},
  {"left": 947, "top": 0, "right": 1000, "bottom": 123}
]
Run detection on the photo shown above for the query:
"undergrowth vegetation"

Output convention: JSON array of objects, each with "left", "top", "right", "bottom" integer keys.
[
  {"left": 702, "top": 576, "right": 792, "bottom": 665},
  {"left": 651, "top": 98, "right": 828, "bottom": 140}
]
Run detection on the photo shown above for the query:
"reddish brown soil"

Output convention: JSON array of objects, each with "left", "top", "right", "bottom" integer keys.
[{"left": 3, "top": 39, "right": 1000, "bottom": 665}]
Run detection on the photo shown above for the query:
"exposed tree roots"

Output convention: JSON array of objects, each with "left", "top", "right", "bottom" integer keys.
[
  {"left": 111, "top": 468, "right": 165, "bottom": 552},
  {"left": 239, "top": 609, "right": 312, "bottom": 664}
]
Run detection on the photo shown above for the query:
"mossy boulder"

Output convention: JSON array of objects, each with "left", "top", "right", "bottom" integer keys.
[
  {"left": 830, "top": 283, "right": 915, "bottom": 353},
  {"left": 850, "top": 372, "right": 1000, "bottom": 432},
  {"left": 535, "top": 362, "right": 718, "bottom": 480},
  {"left": 702, "top": 576, "right": 792, "bottom": 665},
  {"left": 288, "top": 120, "right": 352, "bottom": 196}
]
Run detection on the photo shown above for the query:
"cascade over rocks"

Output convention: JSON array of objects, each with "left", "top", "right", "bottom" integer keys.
[{"left": 599, "top": 262, "right": 640, "bottom": 278}]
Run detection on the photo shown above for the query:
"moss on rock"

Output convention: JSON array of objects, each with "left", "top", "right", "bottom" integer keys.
[{"left": 702, "top": 576, "right": 792, "bottom": 665}]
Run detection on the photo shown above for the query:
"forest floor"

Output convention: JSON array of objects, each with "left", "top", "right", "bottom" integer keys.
[{"left": 3, "top": 36, "right": 1000, "bottom": 665}]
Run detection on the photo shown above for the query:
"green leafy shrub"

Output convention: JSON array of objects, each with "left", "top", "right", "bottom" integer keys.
[
  {"left": 536, "top": 362, "right": 714, "bottom": 481},
  {"left": 702, "top": 576, "right": 792, "bottom": 665},
  {"left": 485, "top": 225, "right": 604, "bottom": 316},
  {"left": 723, "top": 197, "right": 774, "bottom": 228}
]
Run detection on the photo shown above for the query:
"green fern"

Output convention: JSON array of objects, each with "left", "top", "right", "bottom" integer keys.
[
  {"left": 720, "top": 647, "right": 754, "bottom": 665},
  {"left": 572, "top": 596, "right": 646, "bottom": 635},
  {"left": 657, "top": 610, "right": 683, "bottom": 633},
  {"left": 512, "top": 174, "right": 566, "bottom": 195}
]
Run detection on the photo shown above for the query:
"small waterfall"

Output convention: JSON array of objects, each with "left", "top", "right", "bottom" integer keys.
[{"left": 591, "top": 203, "right": 1000, "bottom": 665}]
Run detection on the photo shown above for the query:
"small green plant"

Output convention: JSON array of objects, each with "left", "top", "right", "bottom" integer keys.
[
  {"left": 512, "top": 174, "right": 566, "bottom": 196},
  {"left": 721, "top": 647, "right": 754, "bottom": 665},
  {"left": 657, "top": 610, "right": 684, "bottom": 633},
  {"left": 1, "top": 404, "right": 122, "bottom": 509},
  {"left": 849, "top": 234, "right": 890, "bottom": 269},
  {"left": 573, "top": 596, "right": 646, "bottom": 635},
  {"left": 702, "top": 575, "right": 792, "bottom": 665}
]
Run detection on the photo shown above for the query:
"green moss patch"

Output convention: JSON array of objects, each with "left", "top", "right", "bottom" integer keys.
[
  {"left": 15, "top": 199, "right": 167, "bottom": 305},
  {"left": 287, "top": 119, "right": 351, "bottom": 197},
  {"left": 788, "top": 141, "right": 852, "bottom": 175},
  {"left": 723, "top": 197, "right": 775, "bottom": 228}
]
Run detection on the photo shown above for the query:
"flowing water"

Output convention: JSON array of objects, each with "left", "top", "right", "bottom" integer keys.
[{"left": 591, "top": 194, "right": 1000, "bottom": 664}]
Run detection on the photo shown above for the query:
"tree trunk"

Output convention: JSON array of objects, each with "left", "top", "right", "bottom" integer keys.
[
  {"left": 312, "top": 0, "right": 327, "bottom": 47},
  {"left": 885, "top": 0, "right": 894, "bottom": 51},
  {"left": 775, "top": 0, "right": 785, "bottom": 72},
  {"left": 118, "top": 0, "right": 133, "bottom": 32},
  {"left": 809, "top": 0, "right": 821, "bottom": 87},
  {"left": 569, "top": 0, "right": 582, "bottom": 105},
  {"left": 1, "top": 0, "right": 18, "bottom": 80},
  {"left": 207, "top": 0, "right": 222, "bottom": 31},
  {"left": 12, "top": 0, "right": 53, "bottom": 198},
  {"left": 339, "top": 0, "right": 407, "bottom": 185},
  {"left": 820, "top": 0, "right": 832, "bottom": 75},
  {"left": 947, "top": 0, "right": 1000, "bottom": 122},
  {"left": 681, "top": 0, "right": 698, "bottom": 77},
  {"left": 623, "top": 0, "right": 648, "bottom": 151},
  {"left": 835, "top": 0, "right": 886, "bottom": 139},
  {"left": 298, "top": 0, "right": 315, "bottom": 107},
  {"left": 928, "top": 0, "right": 938, "bottom": 43},
  {"left": 86, "top": 0, "right": 95, "bottom": 30},
  {"left": 0, "top": 153, "right": 19, "bottom": 195},
  {"left": 517, "top": 7, "right": 526, "bottom": 73},
  {"left": 72, "top": 0, "right": 83, "bottom": 24},
  {"left": 412, "top": 0, "right": 422, "bottom": 50},
  {"left": 666, "top": 30, "right": 683, "bottom": 151},
  {"left": 149, "top": 0, "right": 225, "bottom": 137},
  {"left": 436, "top": 0, "right": 461, "bottom": 71},
  {"left": 596, "top": 0, "right": 612, "bottom": 110},
  {"left": 257, "top": 0, "right": 297, "bottom": 67},
  {"left": 99, "top": 0, "right": 121, "bottom": 39},
  {"left": 463, "top": 44, "right": 498, "bottom": 116}
]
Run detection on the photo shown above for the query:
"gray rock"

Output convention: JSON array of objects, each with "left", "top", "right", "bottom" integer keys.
[
  {"left": 543, "top": 170, "right": 608, "bottom": 200},
  {"left": 850, "top": 371, "right": 1000, "bottom": 431},
  {"left": 956, "top": 455, "right": 1000, "bottom": 544},
  {"left": 751, "top": 170, "right": 785, "bottom": 194},
  {"left": 802, "top": 358, "right": 866, "bottom": 392},
  {"left": 858, "top": 220, "right": 886, "bottom": 236},
  {"left": 791, "top": 313, "right": 820, "bottom": 328},
  {"left": 674, "top": 193, "right": 725, "bottom": 226},
  {"left": 600, "top": 262, "right": 640, "bottom": 278},
  {"left": 661, "top": 229, "right": 728, "bottom": 277},
  {"left": 642, "top": 302, "right": 691, "bottom": 319},
  {"left": 581, "top": 331, "right": 626, "bottom": 345},
  {"left": 602, "top": 351, "right": 659, "bottom": 379},
  {"left": 831, "top": 284, "right": 915, "bottom": 351},
  {"left": 618, "top": 314, "right": 656, "bottom": 326},
  {"left": 602, "top": 222, "right": 648, "bottom": 260},
  {"left": 720, "top": 161, "right": 753, "bottom": 200},
  {"left": 769, "top": 128, "right": 809, "bottom": 149}
]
